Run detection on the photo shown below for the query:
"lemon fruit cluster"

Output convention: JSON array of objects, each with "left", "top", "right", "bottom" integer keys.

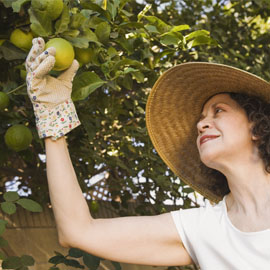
[
  {"left": 10, "top": 29, "right": 33, "bottom": 51},
  {"left": 31, "top": 0, "right": 64, "bottom": 20},
  {"left": 45, "top": 38, "right": 75, "bottom": 71},
  {"left": 5, "top": 125, "right": 33, "bottom": 152}
]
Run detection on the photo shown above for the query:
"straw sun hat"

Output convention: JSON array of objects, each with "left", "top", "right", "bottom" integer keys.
[{"left": 146, "top": 62, "right": 270, "bottom": 203}]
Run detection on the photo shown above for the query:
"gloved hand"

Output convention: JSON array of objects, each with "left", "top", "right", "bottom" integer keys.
[{"left": 25, "top": 37, "right": 81, "bottom": 140}]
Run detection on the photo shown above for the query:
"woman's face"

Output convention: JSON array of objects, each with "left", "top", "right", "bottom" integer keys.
[{"left": 196, "top": 93, "right": 256, "bottom": 169}]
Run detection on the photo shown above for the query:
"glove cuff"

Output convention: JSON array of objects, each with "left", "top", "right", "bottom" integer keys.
[{"left": 33, "top": 99, "right": 81, "bottom": 140}]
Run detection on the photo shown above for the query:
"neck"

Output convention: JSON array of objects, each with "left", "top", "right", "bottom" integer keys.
[{"left": 221, "top": 161, "right": 270, "bottom": 216}]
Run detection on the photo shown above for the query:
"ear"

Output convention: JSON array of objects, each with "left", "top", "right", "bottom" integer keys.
[
  {"left": 249, "top": 122, "right": 259, "bottom": 141},
  {"left": 251, "top": 134, "right": 260, "bottom": 141}
]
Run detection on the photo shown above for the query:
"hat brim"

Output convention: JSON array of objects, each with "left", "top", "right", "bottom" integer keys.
[{"left": 146, "top": 62, "right": 270, "bottom": 203}]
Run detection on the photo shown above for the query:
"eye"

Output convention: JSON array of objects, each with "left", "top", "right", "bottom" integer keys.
[{"left": 215, "top": 107, "right": 223, "bottom": 114}]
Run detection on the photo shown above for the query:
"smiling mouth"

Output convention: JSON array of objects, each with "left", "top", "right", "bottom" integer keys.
[{"left": 200, "top": 136, "right": 219, "bottom": 146}]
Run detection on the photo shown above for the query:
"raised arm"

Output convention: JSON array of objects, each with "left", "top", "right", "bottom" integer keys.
[
  {"left": 45, "top": 136, "right": 193, "bottom": 266},
  {"left": 26, "top": 37, "right": 193, "bottom": 267}
]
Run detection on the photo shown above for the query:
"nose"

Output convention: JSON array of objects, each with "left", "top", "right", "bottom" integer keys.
[{"left": 197, "top": 118, "right": 212, "bottom": 134}]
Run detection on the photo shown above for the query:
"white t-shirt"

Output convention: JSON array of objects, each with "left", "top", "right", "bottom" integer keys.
[{"left": 170, "top": 195, "right": 270, "bottom": 270}]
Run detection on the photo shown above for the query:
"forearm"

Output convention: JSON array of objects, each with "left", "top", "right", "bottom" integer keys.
[{"left": 45, "top": 136, "right": 92, "bottom": 246}]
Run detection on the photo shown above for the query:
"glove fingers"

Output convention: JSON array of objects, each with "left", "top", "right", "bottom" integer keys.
[
  {"left": 34, "top": 55, "right": 56, "bottom": 79},
  {"left": 58, "top": 59, "right": 79, "bottom": 83},
  {"left": 30, "top": 47, "right": 56, "bottom": 72},
  {"left": 26, "top": 37, "right": 45, "bottom": 72}
]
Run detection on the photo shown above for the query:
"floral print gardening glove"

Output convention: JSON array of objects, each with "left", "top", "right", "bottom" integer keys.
[{"left": 25, "top": 37, "right": 81, "bottom": 141}]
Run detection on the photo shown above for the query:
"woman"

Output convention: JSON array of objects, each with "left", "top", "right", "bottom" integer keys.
[{"left": 25, "top": 37, "right": 270, "bottom": 269}]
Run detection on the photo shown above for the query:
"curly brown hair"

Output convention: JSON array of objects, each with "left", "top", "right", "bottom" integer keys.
[{"left": 229, "top": 92, "right": 270, "bottom": 173}]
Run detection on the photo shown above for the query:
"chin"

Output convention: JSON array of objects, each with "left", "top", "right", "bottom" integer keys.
[{"left": 199, "top": 151, "right": 220, "bottom": 169}]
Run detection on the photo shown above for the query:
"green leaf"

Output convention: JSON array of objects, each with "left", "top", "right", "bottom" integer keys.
[
  {"left": 144, "top": 24, "right": 159, "bottom": 33},
  {"left": 11, "top": 0, "right": 30, "bottom": 12},
  {"left": 144, "top": 16, "right": 171, "bottom": 33},
  {"left": 187, "top": 35, "right": 218, "bottom": 49},
  {"left": 107, "top": 47, "right": 118, "bottom": 58},
  {"left": 68, "top": 248, "right": 84, "bottom": 258},
  {"left": 185, "top": 30, "right": 209, "bottom": 41},
  {"left": 120, "top": 9, "right": 133, "bottom": 17},
  {"left": 21, "top": 255, "right": 35, "bottom": 266},
  {"left": 82, "top": 253, "right": 100, "bottom": 270},
  {"left": 64, "top": 259, "right": 84, "bottom": 268},
  {"left": 3, "top": 191, "right": 19, "bottom": 202},
  {"left": 55, "top": 4, "right": 70, "bottom": 34},
  {"left": 62, "top": 30, "right": 80, "bottom": 38},
  {"left": 16, "top": 199, "right": 43, "bottom": 212},
  {"left": 96, "top": 22, "right": 111, "bottom": 43},
  {"left": 0, "top": 41, "right": 27, "bottom": 60},
  {"left": 2, "top": 256, "right": 22, "bottom": 269},
  {"left": 106, "top": 0, "right": 120, "bottom": 20},
  {"left": 80, "top": 0, "right": 111, "bottom": 20},
  {"left": 28, "top": 7, "right": 53, "bottom": 37},
  {"left": 160, "top": 33, "right": 181, "bottom": 46},
  {"left": 111, "top": 261, "right": 121, "bottom": 270},
  {"left": 171, "top": 24, "right": 190, "bottom": 32},
  {"left": 0, "top": 220, "right": 8, "bottom": 236},
  {"left": 116, "top": 36, "right": 133, "bottom": 54},
  {"left": 1, "top": 0, "right": 16, "bottom": 8},
  {"left": 0, "top": 237, "right": 8, "bottom": 248},
  {"left": 1, "top": 202, "right": 16, "bottom": 215},
  {"left": 63, "top": 35, "right": 90, "bottom": 48},
  {"left": 113, "top": 59, "right": 144, "bottom": 70},
  {"left": 48, "top": 255, "right": 65, "bottom": 265},
  {"left": 84, "top": 29, "right": 102, "bottom": 46},
  {"left": 72, "top": 72, "right": 105, "bottom": 101},
  {"left": 119, "top": 22, "right": 144, "bottom": 29},
  {"left": 70, "top": 13, "right": 87, "bottom": 29},
  {"left": 132, "top": 71, "right": 144, "bottom": 83}
]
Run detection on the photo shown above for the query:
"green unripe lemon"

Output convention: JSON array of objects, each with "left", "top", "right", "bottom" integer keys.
[
  {"left": 10, "top": 29, "right": 33, "bottom": 51},
  {"left": 45, "top": 38, "right": 74, "bottom": 71},
  {"left": 0, "top": 92, "right": 9, "bottom": 111},
  {"left": 31, "top": 0, "right": 64, "bottom": 20},
  {"left": 75, "top": 47, "right": 93, "bottom": 66},
  {"left": 20, "top": 69, "right": 27, "bottom": 81},
  {"left": 5, "top": 125, "right": 33, "bottom": 152}
]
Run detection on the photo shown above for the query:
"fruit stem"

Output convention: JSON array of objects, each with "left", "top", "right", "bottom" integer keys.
[{"left": 7, "top": 83, "right": 26, "bottom": 95}]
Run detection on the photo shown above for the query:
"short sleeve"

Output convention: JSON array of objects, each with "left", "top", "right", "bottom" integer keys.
[{"left": 170, "top": 206, "right": 206, "bottom": 265}]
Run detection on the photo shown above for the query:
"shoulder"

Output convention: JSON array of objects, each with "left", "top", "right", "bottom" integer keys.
[{"left": 171, "top": 196, "right": 226, "bottom": 229}]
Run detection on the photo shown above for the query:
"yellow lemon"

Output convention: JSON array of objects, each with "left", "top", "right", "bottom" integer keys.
[
  {"left": 10, "top": 29, "right": 33, "bottom": 51},
  {"left": 45, "top": 38, "right": 74, "bottom": 71}
]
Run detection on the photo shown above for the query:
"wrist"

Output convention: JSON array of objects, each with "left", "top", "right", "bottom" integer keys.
[{"left": 34, "top": 99, "right": 81, "bottom": 140}]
